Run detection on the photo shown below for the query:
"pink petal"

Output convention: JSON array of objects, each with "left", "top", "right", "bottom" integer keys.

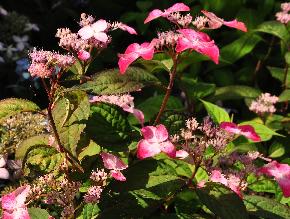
[
  {"left": 2, "top": 186, "right": 30, "bottom": 211},
  {"left": 100, "top": 152, "right": 128, "bottom": 170},
  {"left": 220, "top": 122, "right": 240, "bottom": 135},
  {"left": 238, "top": 125, "right": 261, "bottom": 142},
  {"left": 210, "top": 170, "right": 228, "bottom": 185},
  {"left": 155, "top": 124, "right": 169, "bottom": 142},
  {"left": 0, "top": 168, "right": 9, "bottom": 179},
  {"left": 201, "top": 10, "right": 223, "bottom": 29},
  {"left": 110, "top": 170, "right": 126, "bottom": 181},
  {"left": 119, "top": 23, "right": 137, "bottom": 35},
  {"left": 124, "top": 43, "right": 141, "bottom": 54},
  {"left": 3, "top": 208, "right": 30, "bottom": 219},
  {"left": 139, "top": 42, "right": 155, "bottom": 60},
  {"left": 92, "top": 19, "right": 108, "bottom": 32},
  {"left": 277, "top": 176, "right": 290, "bottom": 197},
  {"left": 133, "top": 109, "right": 144, "bottom": 126},
  {"left": 197, "top": 41, "right": 219, "bottom": 64},
  {"left": 77, "top": 50, "right": 90, "bottom": 61},
  {"left": 118, "top": 52, "right": 139, "bottom": 74},
  {"left": 0, "top": 155, "right": 7, "bottom": 168},
  {"left": 176, "top": 36, "right": 192, "bottom": 53},
  {"left": 137, "top": 140, "right": 161, "bottom": 159},
  {"left": 93, "top": 32, "right": 108, "bottom": 43},
  {"left": 160, "top": 141, "right": 176, "bottom": 158},
  {"left": 224, "top": 20, "right": 247, "bottom": 32},
  {"left": 176, "top": 150, "right": 189, "bottom": 159},
  {"left": 144, "top": 9, "right": 163, "bottom": 24},
  {"left": 141, "top": 126, "right": 157, "bottom": 142},
  {"left": 78, "top": 25, "right": 94, "bottom": 40},
  {"left": 165, "top": 3, "right": 190, "bottom": 15}
]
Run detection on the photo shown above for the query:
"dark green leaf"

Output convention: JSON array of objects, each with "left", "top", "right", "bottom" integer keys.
[
  {"left": 82, "top": 203, "right": 100, "bottom": 219},
  {"left": 279, "top": 89, "right": 290, "bottom": 102},
  {"left": 255, "top": 21, "right": 290, "bottom": 42}
]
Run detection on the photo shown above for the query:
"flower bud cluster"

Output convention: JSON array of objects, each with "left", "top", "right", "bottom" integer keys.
[
  {"left": 249, "top": 93, "right": 279, "bottom": 115},
  {"left": 276, "top": 2, "right": 290, "bottom": 24}
]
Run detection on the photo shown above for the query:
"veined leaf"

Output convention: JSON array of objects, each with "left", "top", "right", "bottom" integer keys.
[
  {"left": 255, "top": 21, "right": 290, "bottom": 42},
  {"left": 82, "top": 203, "right": 100, "bottom": 219},
  {"left": 201, "top": 100, "right": 230, "bottom": 124},
  {"left": 28, "top": 208, "right": 50, "bottom": 219}
]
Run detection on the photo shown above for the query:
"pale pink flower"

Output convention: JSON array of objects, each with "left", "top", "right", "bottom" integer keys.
[
  {"left": 0, "top": 155, "right": 9, "bottom": 180},
  {"left": 220, "top": 122, "right": 261, "bottom": 142},
  {"left": 144, "top": 3, "right": 190, "bottom": 24},
  {"left": 78, "top": 19, "right": 108, "bottom": 42},
  {"left": 259, "top": 161, "right": 290, "bottom": 197},
  {"left": 118, "top": 23, "right": 137, "bottom": 35},
  {"left": 281, "top": 3, "right": 290, "bottom": 12},
  {"left": 249, "top": 93, "right": 279, "bottom": 115},
  {"left": 176, "top": 29, "right": 219, "bottom": 64},
  {"left": 201, "top": 10, "right": 247, "bottom": 32},
  {"left": 137, "top": 125, "right": 176, "bottom": 159},
  {"left": 100, "top": 152, "right": 128, "bottom": 181},
  {"left": 1, "top": 185, "right": 31, "bottom": 219},
  {"left": 175, "top": 150, "right": 189, "bottom": 159},
  {"left": 118, "top": 42, "right": 154, "bottom": 74},
  {"left": 84, "top": 186, "right": 103, "bottom": 203},
  {"left": 77, "top": 50, "right": 90, "bottom": 61},
  {"left": 276, "top": 12, "right": 290, "bottom": 24}
]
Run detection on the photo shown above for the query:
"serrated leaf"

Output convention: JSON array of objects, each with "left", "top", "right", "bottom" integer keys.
[
  {"left": 220, "top": 33, "right": 261, "bottom": 64},
  {"left": 161, "top": 112, "right": 186, "bottom": 135},
  {"left": 15, "top": 134, "right": 50, "bottom": 160},
  {"left": 268, "top": 141, "right": 285, "bottom": 158},
  {"left": 279, "top": 89, "right": 290, "bottom": 102},
  {"left": 209, "top": 86, "right": 261, "bottom": 101},
  {"left": 0, "top": 98, "right": 40, "bottom": 122},
  {"left": 248, "top": 178, "right": 277, "bottom": 194},
  {"left": 75, "top": 67, "right": 160, "bottom": 95},
  {"left": 244, "top": 195, "right": 290, "bottom": 219},
  {"left": 201, "top": 100, "right": 230, "bottom": 124},
  {"left": 52, "top": 90, "right": 90, "bottom": 156},
  {"left": 86, "top": 104, "right": 130, "bottom": 150},
  {"left": 196, "top": 182, "right": 249, "bottom": 219},
  {"left": 255, "top": 21, "right": 290, "bottom": 41},
  {"left": 24, "top": 145, "right": 64, "bottom": 176},
  {"left": 82, "top": 203, "right": 100, "bottom": 219},
  {"left": 28, "top": 207, "right": 50, "bottom": 219},
  {"left": 239, "top": 121, "right": 284, "bottom": 141}
]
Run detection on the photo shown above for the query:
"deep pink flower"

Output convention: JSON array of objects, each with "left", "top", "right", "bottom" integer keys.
[
  {"left": 77, "top": 50, "right": 90, "bottom": 61},
  {"left": 118, "top": 23, "right": 137, "bottom": 35},
  {"left": 1, "top": 185, "right": 30, "bottom": 219},
  {"left": 220, "top": 122, "right": 261, "bottom": 142},
  {"left": 259, "top": 161, "right": 290, "bottom": 197},
  {"left": 118, "top": 42, "right": 154, "bottom": 74},
  {"left": 144, "top": 3, "right": 190, "bottom": 24},
  {"left": 100, "top": 152, "right": 128, "bottom": 181},
  {"left": 137, "top": 125, "right": 176, "bottom": 159},
  {"left": 78, "top": 19, "right": 108, "bottom": 42},
  {"left": 176, "top": 29, "right": 219, "bottom": 64},
  {"left": 201, "top": 10, "right": 247, "bottom": 32}
]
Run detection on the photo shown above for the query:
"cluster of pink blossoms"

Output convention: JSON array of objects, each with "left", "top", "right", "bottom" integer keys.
[
  {"left": 276, "top": 2, "right": 290, "bottom": 24},
  {"left": 118, "top": 2, "right": 247, "bottom": 74},
  {"left": 28, "top": 48, "right": 75, "bottom": 78},
  {"left": 249, "top": 93, "right": 279, "bottom": 115}
]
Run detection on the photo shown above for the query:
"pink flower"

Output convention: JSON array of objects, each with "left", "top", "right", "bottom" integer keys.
[
  {"left": 176, "top": 29, "right": 219, "bottom": 64},
  {"left": 259, "top": 161, "right": 290, "bottom": 197},
  {"left": 78, "top": 19, "right": 108, "bottom": 42},
  {"left": 201, "top": 10, "right": 247, "bottom": 32},
  {"left": 144, "top": 3, "right": 190, "bottom": 24},
  {"left": 118, "top": 42, "right": 154, "bottom": 74},
  {"left": 100, "top": 152, "right": 128, "bottom": 181},
  {"left": 118, "top": 23, "right": 137, "bottom": 35},
  {"left": 175, "top": 150, "right": 189, "bottom": 159},
  {"left": 220, "top": 122, "right": 261, "bottom": 142},
  {"left": 77, "top": 50, "right": 90, "bottom": 61},
  {"left": 1, "top": 185, "right": 31, "bottom": 219},
  {"left": 0, "top": 155, "right": 9, "bottom": 180},
  {"left": 137, "top": 125, "right": 176, "bottom": 159}
]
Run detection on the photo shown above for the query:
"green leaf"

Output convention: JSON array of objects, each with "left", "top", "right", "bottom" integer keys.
[
  {"left": 267, "top": 67, "right": 289, "bottom": 84},
  {"left": 239, "top": 121, "right": 284, "bottom": 141},
  {"left": 247, "top": 177, "right": 277, "bottom": 194},
  {"left": 201, "top": 100, "right": 230, "bottom": 124},
  {"left": 0, "top": 98, "right": 40, "bottom": 122},
  {"left": 220, "top": 33, "right": 261, "bottom": 64},
  {"left": 244, "top": 195, "right": 290, "bottom": 219},
  {"left": 75, "top": 67, "right": 160, "bottom": 95},
  {"left": 129, "top": 95, "right": 183, "bottom": 124},
  {"left": 52, "top": 90, "right": 90, "bottom": 156},
  {"left": 15, "top": 134, "right": 50, "bottom": 160},
  {"left": 196, "top": 182, "right": 249, "bottom": 219},
  {"left": 255, "top": 21, "right": 290, "bottom": 42},
  {"left": 285, "top": 52, "right": 290, "bottom": 65},
  {"left": 28, "top": 208, "right": 50, "bottom": 219},
  {"left": 24, "top": 145, "right": 64, "bottom": 176},
  {"left": 82, "top": 203, "right": 100, "bottom": 219},
  {"left": 279, "top": 89, "right": 290, "bottom": 102},
  {"left": 160, "top": 112, "right": 186, "bottom": 135},
  {"left": 268, "top": 141, "right": 285, "bottom": 158},
  {"left": 209, "top": 86, "right": 261, "bottom": 101},
  {"left": 86, "top": 104, "right": 130, "bottom": 149},
  {"left": 78, "top": 140, "right": 101, "bottom": 161}
]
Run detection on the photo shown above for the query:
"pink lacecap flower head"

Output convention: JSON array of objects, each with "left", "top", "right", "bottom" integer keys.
[
  {"left": 144, "top": 3, "right": 190, "bottom": 24},
  {"left": 118, "top": 42, "right": 154, "bottom": 74},
  {"left": 137, "top": 124, "right": 176, "bottom": 159},
  {"left": 259, "top": 161, "right": 290, "bottom": 197},
  {"left": 77, "top": 50, "right": 90, "bottom": 61},
  {"left": 118, "top": 23, "right": 137, "bottom": 35},
  {"left": 176, "top": 28, "right": 219, "bottom": 64},
  {"left": 220, "top": 122, "right": 261, "bottom": 142},
  {"left": 78, "top": 19, "right": 108, "bottom": 42},
  {"left": 100, "top": 152, "right": 128, "bottom": 181},
  {"left": 1, "top": 185, "right": 31, "bottom": 219},
  {"left": 201, "top": 10, "right": 247, "bottom": 32}
]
